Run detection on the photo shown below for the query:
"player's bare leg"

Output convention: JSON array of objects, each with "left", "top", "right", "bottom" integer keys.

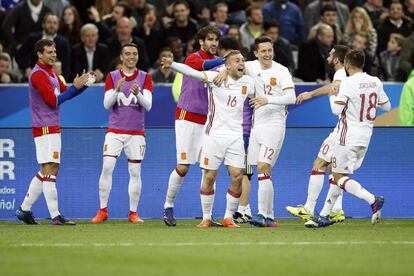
[
  {"left": 197, "top": 169, "right": 217, "bottom": 228},
  {"left": 222, "top": 166, "right": 243, "bottom": 228},
  {"left": 233, "top": 175, "right": 252, "bottom": 223},
  {"left": 328, "top": 164, "right": 345, "bottom": 224}
]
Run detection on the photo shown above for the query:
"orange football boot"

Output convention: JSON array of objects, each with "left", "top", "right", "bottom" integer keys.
[
  {"left": 196, "top": 219, "right": 212, "bottom": 228},
  {"left": 222, "top": 218, "right": 240, "bottom": 228},
  {"left": 128, "top": 211, "right": 144, "bottom": 223},
  {"left": 91, "top": 208, "right": 108, "bottom": 224}
]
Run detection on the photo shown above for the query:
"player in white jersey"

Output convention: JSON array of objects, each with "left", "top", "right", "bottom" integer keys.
[
  {"left": 305, "top": 50, "right": 391, "bottom": 228},
  {"left": 161, "top": 50, "right": 255, "bottom": 228},
  {"left": 245, "top": 36, "right": 296, "bottom": 227},
  {"left": 286, "top": 45, "right": 350, "bottom": 224}
]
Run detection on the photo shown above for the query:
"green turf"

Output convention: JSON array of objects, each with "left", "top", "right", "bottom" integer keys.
[{"left": 1, "top": 219, "right": 413, "bottom": 276}]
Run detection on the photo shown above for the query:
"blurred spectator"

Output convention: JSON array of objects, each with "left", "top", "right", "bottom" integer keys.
[
  {"left": 129, "top": 0, "right": 155, "bottom": 28},
  {"left": 151, "top": 47, "right": 176, "bottom": 83},
  {"left": 95, "top": 0, "right": 116, "bottom": 19},
  {"left": 377, "top": 0, "right": 413, "bottom": 54},
  {"left": 1, "top": 0, "right": 51, "bottom": 54},
  {"left": 397, "top": 32, "right": 414, "bottom": 81},
  {"left": 164, "top": 0, "right": 198, "bottom": 45},
  {"left": 379, "top": 33, "right": 405, "bottom": 81},
  {"left": 262, "top": 0, "right": 307, "bottom": 47},
  {"left": 405, "top": 0, "right": 414, "bottom": 21},
  {"left": 240, "top": 5, "right": 264, "bottom": 52},
  {"left": 343, "top": 7, "right": 378, "bottom": 58},
  {"left": 165, "top": 36, "right": 185, "bottom": 63},
  {"left": 196, "top": 4, "right": 211, "bottom": 28},
  {"left": 399, "top": 69, "right": 414, "bottom": 126},
  {"left": 351, "top": 32, "right": 374, "bottom": 74},
  {"left": 226, "top": 24, "right": 248, "bottom": 57},
  {"left": 58, "top": 5, "right": 82, "bottom": 46},
  {"left": 43, "top": 0, "right": 69, "bottom": 17},
  {"left": 211, "top": 2, "right": 229, "bottom": 36},
  {"left": 296, "top": 23, "right": 333, "bottom": 82},
  {"left": 71, "top": 23, "right": 109, "bottom": 82},
  {"left": 0, "top": 53, "right": 18, "bottom": 83},
  {"left": 304, "top": 0, "right": 349, "bottom": 32},
  {"left": 105, "top": 16, "right": 150, "bottom": 71},
  {"left": 0, "top": 8, "right": 5, "bottom": 47},
  {"left": 308, "top": 4, "right": 342, "bottom": 45},
  {"left": 15, "top": 13, "right": 71, "bottom": 80},
  {"left": 1, "top": 0, "right": 24, "bottom": 11},
  {"left": 363, "top": 0, "right": 388, "bottom": 29},
  {"left": 135, "top": 6, "right": 162, "bottom": 66},
  {"left": 226, "top": 0, "right": 249, "bottom": 25},
  {"left": 218, "top": 35, "right": 242, "bottom": 57}
]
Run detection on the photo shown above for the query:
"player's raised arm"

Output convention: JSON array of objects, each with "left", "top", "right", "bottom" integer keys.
[{"left": 161, "top": 56, "right": 206, "bottom": 82}]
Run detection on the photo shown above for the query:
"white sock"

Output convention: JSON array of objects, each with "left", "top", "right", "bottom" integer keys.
[
  {"left": 164, "top": 168, "right": 185, "bottom": 209},
  {"left": 332, "top": 190, "right": 343, "bottom": 213},
  {"left": 304, "top": 169, "right": 325, "bottom": 213},
  {"left": 339, "top": 177, "right": 375, "bottom": 205},
  {"left": 200, "top": 191, "right": 214, "bottom": 220},
  {"left": 128, "top": 161, "right": 142, "bottom": 212},
  {"left": 43, "top": 175, "right": 60, "bottom": 218},
  {"left": 224, "top": 190, "right": 240, "bottom": 219},
  {"left": 320, "top": 184, "right": 342, "bottom": 217},
  {"left": 237, "top": 204, "right": 251, "bottom": 216},
  {"left": 98, "top": 157, "right": 116, "bottom": 209},
  {"left": 258, "top": 174, "right": 272, "bottom": 217},
  {"left": 21, "top": 172, "right": 44, "bottom": 211},
  {"left": 267, "top": 180, "right": 274, "bottom": 219}
]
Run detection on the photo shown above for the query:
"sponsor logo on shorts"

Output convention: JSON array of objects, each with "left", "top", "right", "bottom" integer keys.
[
  {"left": 241, "top": 86, "right": 247, "bottom": 95},
  {"left": 53, "top": 152, "right": 59, "bottom": 159},
  {"left": 204, "top": 158, "right": 209, "bottom": 166},
  {"left": 181, "top": 152, "right": 187, "bottom": 160},
  {"left": 270, "top": 77, "right": 277, "bottom": 86}
]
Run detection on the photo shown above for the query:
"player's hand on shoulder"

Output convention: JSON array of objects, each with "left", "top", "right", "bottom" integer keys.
[
  {"left": 249, "top": 97, "right": 268, "bottom": 108},
  {"left": 213, "top": 69, "right": 228, "bottom": 87},
  {"left": 73, "top": 70, "right": 89, "bottom": 89},
  {"left": 296, "top": 91, "right": 312, "bottom": 104}
]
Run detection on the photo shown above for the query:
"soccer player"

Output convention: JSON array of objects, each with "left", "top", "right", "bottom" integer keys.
[
  {"left": 91, "top": 43, "right": 153, "bottom": 224},
  {"left": 161, "top": 50, "right": 255, "bottom": 228},
  {"left": 245, "top": 36, "right": 296, "bottom": 227},
  {"left": 286, "top": 45, "right": 350, "bottom": 224},
  {"left": 162, "top": 26, "right": 225, "bottom": 227},
  {"left": 15, "top": 39, "right": 92, "bottom": 225},
  {"left": 305, "top": 50, "right": 391, "bottom": 228}
]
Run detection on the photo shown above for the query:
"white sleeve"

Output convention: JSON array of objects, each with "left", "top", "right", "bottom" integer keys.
[
  {"left": 171, "top": 62, "right": 206, "bottom": 82},
  {"left": 136, "top": 89, "right": 152, "bottom": 111},
  {"left": 104, "top": 89, "right": 118, "bottom": 110},
  {"left": 377, "top": 81, "right": 391, "bottom": 111},
  {"left": 329, "top": 95, "right": 346, "bottom": 115},
  {"left": 280, "top": 67, "right": 295, "bottom": 90},
  {"left": 267, "top": 88, "right": 296, "bottom": 105}
]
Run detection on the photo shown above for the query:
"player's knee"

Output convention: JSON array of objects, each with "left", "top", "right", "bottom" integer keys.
[
  {"left": 176, "top": 164, "right": 189, "bottom": 176},
  {"left": 102, "top": 157, "right": 116, "bottom": 175},
  {"left": 204, "top": 174, "right": 216, "bottom": 186},
  {"left": 257, "top": 162, "right": 271, "bottom": 175},
  {"left": 231, "top": 171, "right": 243, "bottom": 185},
  {"left": 128, "top": 165, "right": 141, "bottom": 178}
]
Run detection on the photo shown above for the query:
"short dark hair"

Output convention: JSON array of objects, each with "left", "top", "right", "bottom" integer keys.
[
  {"left": 219, "top": 36, "right": 241, "bottom": 52},
  {"left": 254, "top": 35, "right": 273, "bottom": 51},
  {"left": 389, "top": 0, "right": 403, "bottom": 8},
  {"left": 172, "top": 0, "right": 189, "bottom": 10},
  {"left": 121, "top": 43, "right": 138, "bottom": 53},
  {"left": 320, "top": 4, "right": 337, "bottom": 16},
  {"left": 196, "top": 25, "right": 221, "bottom": 41},
  {"left": 42, "top": 13, "right": 58, "bottom": 24},
  {"left": 34, "top": 39, "right": 56, "bottom": 55},
  {"left": 212, "top": 2, "right": 227, "bottom": 14},
  {"left": 115, "top": 1, "right": 132, "bottom": 18},
  {"left": 246, "top": 4, "right": 261, "bottom": 18},
  {"left": 263, "top": 20, "right": 279, "bottom": 32},
  {"left": 333, "top": 45, "right": 349, "bottom": 64},
  {"left": 345, "top": 50, "right": 365, "bottom": 69}
]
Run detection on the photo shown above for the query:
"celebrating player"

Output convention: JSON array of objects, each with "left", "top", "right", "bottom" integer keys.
[{"left": 91, "top": 43, "right": 153, "bottom": 224}]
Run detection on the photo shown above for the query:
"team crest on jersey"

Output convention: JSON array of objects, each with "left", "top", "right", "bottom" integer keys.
[
  {"left": 117, "top": 93, "right": 138, "bottom": 106},
  {"left": 181, "top": 152, "right": 187, "bottom": 160},
  {"left": 53, "top": 152, "right": 59, "bottom": 159},
  {"left": 204, "top": 158, "right": 209, "bottom": 166},
  {"left": 270, "top": 77, "right": 277, "bottom": 86},
  {"left": 241, "top": 86, "right": 247, "bottom": 95}
]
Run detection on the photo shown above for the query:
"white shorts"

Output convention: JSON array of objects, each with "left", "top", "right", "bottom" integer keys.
[
  {"left": 103, "top": 132, "right": 146, "bottom": 161},
  {"left": 175, "top": 120, "right": 205, "bottom": 164},
  {"left": 200, "top": 135, "right": 245, "bottom": 170},
  {"left": 247, "top": 125, "right": 285, "bottom": 166},
  {"left": 34, "top": 133, "right": 61, "bottom": 164},
  {"left": 317, "top": 130, "right": 337, "bottom": 163},
  {"left": 331, "top": 144, "right": 368, "bottom": 174}
]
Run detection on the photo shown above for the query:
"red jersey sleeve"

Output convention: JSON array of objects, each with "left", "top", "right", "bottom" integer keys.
[
  {"left": 184, "top": 54, "right": 204, "bottom": 71},
  {"left": 143, "top": 74, "right": 153, "bottom": 93},
  {"left": 57, "top": 75, "right": 68, "bottom": 92},
  {"left": 31, "top": 71, "right": 57, "bottom": 107},
  {"left": 104, "top": 73, "right": 115, "bottom": 92}
]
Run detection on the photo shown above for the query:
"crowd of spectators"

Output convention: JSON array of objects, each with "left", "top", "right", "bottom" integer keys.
[{"left": 1, "top": 0, "right": 414, "bottom": 84}]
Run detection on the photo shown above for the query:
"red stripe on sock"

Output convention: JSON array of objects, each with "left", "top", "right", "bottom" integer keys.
[
  {"left": 200, "top": 190, "right": 214, "bottom": 196},
  {"left": 104, "top": 155, "right": 118, "bottom": 158},
  {"left": 311, "top": 169, "right": 325, "bottom": 175},
  {"left": 258, "top": 176, "right": 271, "bottom": 181},
  {"left": 227, "top": 189, "right": 241, "bottom": 198},
  {"left": 340, "top": 178, "right": 350, "bottom": 191},
  {"left": 36, "top": 173, "right": 43, "bottom": 181},
  {"left": 175, "top": 167, "right": 186, "bottom": 177},
  {"left": 128, "top": 159, "right": 142, "bottom": 163},
  {"left": 43, "top": 176, "right": 56, "bottom": 183}
]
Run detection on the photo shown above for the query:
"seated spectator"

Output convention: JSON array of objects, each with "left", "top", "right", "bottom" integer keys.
[
  {"left": 196, "top": 4, "right": 211, "bottom": 28},
  {"left": 363, "top": 0, "right": 388, "bottom": 29},
  {"left": 71, "top": 23, "right": 109, "bottom": 82},
  {"left": 296, "top": 23, "right": 334, "bottom": 82},
  {"left": 58, "top": 4, "right": 82, "bottom": 46},
  {"left": 1, "top": 0, "right": 51, "bottom": 54},
  {"left": 379, "top": 33, "right": 405, "bottom": 81},
  {"left": 405, "top": 0, "right": 414, "bottom": 21},
  {"left": 377, "top": 0, "right": 413, "bottom": 54},
  {"left": 304, "top": 0, "right": 349, "bottom": 32},
  {"left": 105, "top": 17, "right": 150, "bottom": 71},
  {"left": 15, "top": 13, "right": 71, "bottom": 81},
  {"left": 225, "top": 24, "right": 248, "bottom": 57},
  {"left": 0, "top": 53, "right": 18, "bottom": 83},
  {"left": 218, "top": 35, "right": 242, "bottom": 57},
  {"left": 240, "top": 5, "right": 264, "bottom": 52},
  {"left": 308, "top": 4, "right": 342, "bottom": 45},
  {"left": 43, "top": 0, "right": 69, "bottom": 17},
  {"left": 351, "top": 32, "right": 374, "bottom": 75},
  {"left": 165, "top": 36, "right": 185, "bottom": 63},
  {"left": 151, "top": 47, "right": 176, "bottom": 83},
  {"left": 343, "top": 7, "right": 377, "bottom": 58},
  {"left": 129, "top": 0, "right": 155, "bottom": 28},
  {"left": 210, "top": 2, "right": 229, "bottom": 36},
  {"left": 262, "top": 0, "right": 307, "bottom": 47},
  {"left": 398, "top": 32, "right": 414, "bottom": 81}
]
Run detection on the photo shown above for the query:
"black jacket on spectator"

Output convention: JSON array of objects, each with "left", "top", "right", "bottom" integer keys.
[
  {"left": 70, "top": 42, "right": 110, "bottom": 80},
  {"left": 105, "top": 36, "right": 150, "bottom": 71},
  {"left": 376, "top": 17, "right": 413, "bottom": 54},
  {"left": 163, "top": 19, "right": 198, "bottom": 45},
  {"left": 296, "top": 39, "right": 329, "bottom": 82},
  {"left": 135, "top": 25, "right": 163, "bottom": 66},
  {"left": 1, "top": 1, "right": 51, "bottom": 53},
  {"left": 16, "top": 32, "right": 71, "bottom": 81}
]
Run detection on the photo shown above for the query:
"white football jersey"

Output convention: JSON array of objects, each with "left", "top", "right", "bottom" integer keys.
[
  {"left": 245, "top": 60, "right": 294, "bottom": 127},
  {"left": 335, "top": 72, "right": 389, "bottom": 147},
  {"left": 203, "top": 71, "right": 255, "bottom": 137},
  {"left": 333, "top": 68, "right": 347, "bottom": 82}
]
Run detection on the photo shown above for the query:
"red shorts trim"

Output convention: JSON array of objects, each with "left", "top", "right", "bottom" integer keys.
[
  {"left": 175, "top": 107, "right": 207, "bottom": 125},
  {"left": 107, "top": 128, "right": 145, "bottom": 136},
  {"left": 32, "top": 126, "right": 61, "bottom": 138}
]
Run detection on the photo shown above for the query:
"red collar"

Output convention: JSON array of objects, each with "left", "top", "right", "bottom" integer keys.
[
  {"left": 198, "top": 49, "right": 216, "bottom": 59},
  {"left": 37, "top": 62, "right": 55, "bottom": 76},
  {"left": 120, "top": 69, "right": 138, "bottom": 81}
]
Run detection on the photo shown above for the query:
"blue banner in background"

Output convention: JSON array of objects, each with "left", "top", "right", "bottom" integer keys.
[
  {"left": 1, "top": 127, "right": 413, "bottom": 220},
  {"left": 0, "top": 83, "right": 404, "bottom": 127}
]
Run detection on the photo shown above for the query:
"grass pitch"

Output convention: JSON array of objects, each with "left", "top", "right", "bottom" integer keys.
[{"left": 1, "top": 219, "right": 413, "bottom": 276}]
